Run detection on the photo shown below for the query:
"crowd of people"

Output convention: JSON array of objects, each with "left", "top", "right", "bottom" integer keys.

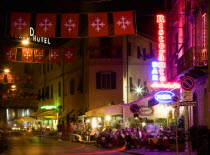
[
  {"left": 78, "top": 127, "right": 171, "bottom": 151},
  {"left": 92, "top": 128, "right": 148, "bottom": 150}
]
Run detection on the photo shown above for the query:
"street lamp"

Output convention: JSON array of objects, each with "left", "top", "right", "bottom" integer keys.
[
  {"left": 11, "top": 85, "right": 16, "bottom": 89},
  {"left": 3, "top": 69, "right": 10, "bottom": 73},
  {"left": 22, "top": 39, "right": 29, "bottom": 45}
]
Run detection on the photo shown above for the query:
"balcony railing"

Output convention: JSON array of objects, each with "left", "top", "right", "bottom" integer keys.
[{"left": 177, "top": 47, "right": 208, "bottom": 74}]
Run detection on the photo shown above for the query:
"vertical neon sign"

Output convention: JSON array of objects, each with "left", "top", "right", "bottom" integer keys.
[
  {"left": 151, "top": 15, "right": 180, "bottom": 89},
  {"left": 157, "top": 15, "right": 166, "bottom": 82}
]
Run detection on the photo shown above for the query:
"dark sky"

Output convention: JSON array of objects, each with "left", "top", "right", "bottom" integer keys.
[{"left": 1, "top": 0, "right": 165, "bottom": 38}]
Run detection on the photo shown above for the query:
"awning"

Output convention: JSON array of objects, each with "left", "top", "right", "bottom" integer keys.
[
  {"left": 85, "top": 104, "right": 122, "bottom": 117},
  {"left": 123, "top": 92, "right": 156, "bottom": 118},
  {"left": 123, "top": 91, "right": 169, "bottom": 118},
  {"left": 59, "top": 109, "right": 74, "bottom": 118},
  {"left": 36, "top": 110, "right": 58, "bottom": 120},
  {"left": 16, "top": 116, "right": 36, "bottom": 123}
]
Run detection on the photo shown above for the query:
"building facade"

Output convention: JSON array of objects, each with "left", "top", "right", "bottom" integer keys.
[
  {"left": 32, "top": 34, "right": 157, "bottom": 130},
  {"left": 166, "top": 0, "right": 210, "bottom": 129}
]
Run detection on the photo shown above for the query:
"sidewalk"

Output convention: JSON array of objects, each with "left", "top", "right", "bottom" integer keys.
[
  {"left": 40, "top": 135, "right": 197, "bottom": 154},
  {"left": 122, "top": 148, "right": 197, "bottom": 155}
]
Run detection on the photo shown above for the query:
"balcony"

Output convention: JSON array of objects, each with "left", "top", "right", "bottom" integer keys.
[{"left": 177, "top": 47, "right": 208, "bottom": 78}]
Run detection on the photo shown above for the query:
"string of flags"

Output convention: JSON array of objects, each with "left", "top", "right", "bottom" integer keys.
[
  {"left": 10, "top": 11, "right": 135, "bottom": 38},
  {"left": 0, "top": 73, "right": 32, "bottom": 83},
  {"left": 4, "top": 47, "right": 75, "bottom": 63},
  {"left": 1, "top": 89, "right": 36, "bottom": 101}
]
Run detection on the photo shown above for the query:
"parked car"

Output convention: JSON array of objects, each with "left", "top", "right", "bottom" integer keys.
[{"left": 0, "top": 130, "right": 8, "bottom": 153}]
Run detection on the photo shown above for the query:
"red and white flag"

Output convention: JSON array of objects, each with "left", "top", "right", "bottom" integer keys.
[
  {"left": 0, "top": 74, "right": 4, "bottom": 83},
  {"left": 30, "top": 93, "right": 34, "bottom": 100},
  {"left": 19, "top": 93, "right": 24, "bottom": 100},
  {"left": 88, "top": 12, "right": 108, "bottom": 37},
  {"left": 36, "top": 13, "right": 56, "bottom": 38},
  {"left": 34, "top": 49, "right": 45, "bottom": 63},
  {"left": 2, "top": 92, "right": 8, "bottom": 100},
  {"left": 25, "top": 73, "right": 32, "bottom": 82},
  {"left": 22, "top": 48, "right": 33, "bottom": 62},
  {"left": 61, "top": 13, "right": 80, "bottom": 37},
  {"left": 4, "top": 47, "right": 17, "bottom": 62},
  {"left": 10, "top": 12, "right": 31, "bottom": 37},
  {"left": 63, "top": 48, "right": 75, "bottom": 62},
  {"left": 14, "top": 74, "right": 22, "bottom": 83},
  {"left": 113, "top": 11, "right": 135, "bottom": 36},
  {"left": 49, "top": 49, "right": 60, "bottom": 62},
  {"left": 24, "top": 93, "right": 29, "bottom": 101},
  {"left": 7, "top": 74, "right": 14, "bottom": 83},
  {"left": 9, "top": 90, "right": 17, "bottom": 99}
]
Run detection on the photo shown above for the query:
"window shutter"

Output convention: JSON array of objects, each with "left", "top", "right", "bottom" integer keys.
[
  {"left": 96, "top": 72, "right": 101, "bottom": 89},
  {"left": 137, "top": 46, "right": 142, "bottom": 59},
  {"left": 143, "top": 48, "right": 147, "bottom": 61},
  {"left": 111, "top": 72, "right": 116, "bottom": 89}
]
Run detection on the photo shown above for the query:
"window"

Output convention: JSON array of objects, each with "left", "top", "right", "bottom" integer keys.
[
  {"left": 175, "top": 32, "right": 178, "bottom": 61},
  {"left": 42, "top": 87, "right": 45, "bottom": 99},
  {"left": 127, "top": 42, "right": 131, "bottom": 56},
  {"left": 138, "top": 79, "right": 141, "bottom": 87},
  {"left": 96, "top": 72, "right": 116, "bottom": 89},
  {"left": 58, "top": 82, "right": 61, "bottom": 97},
  {"left": 51, "top": 63, "right": 53, "bottom": 70},
  {"left": 43, "top": 64, "right": 46, "bottom": 74},
  {"left": 47, "top": 63, "right": 50, "bottom": 72},
  {"left": 51, "top": 84, "right": 53, "bottom": 99},
  {"left": 45, "top": 86, "right": 49, "bottom": 99},
  {"left": 143, "top": 48, "right": 147, "bottom": 61},
  {"left": 129, "top": 77, "right": 134, "bottom": 92},
  {"left": 24, "top": 64, "right": 29, "bottom": 73},
  {"left": 70, "top": 79, "right": 74, "bottom": 95},
  {"left": 38, "top": 89, "right": 41, "bottom": 100},
  {"left": 40, "top": 64, "right": 42, "bottom": 75},
  {"left": 137, "top": 46, "right": 142, "bottom": 59},
  {"left": 77, "top": 77, "right": 83, "bottom": 93},
  {"left": 149, "top": 43, "right": 154, "bottom": 58},
  {"left": 101, "top": 37, "right": 111, "bottom": 47}
]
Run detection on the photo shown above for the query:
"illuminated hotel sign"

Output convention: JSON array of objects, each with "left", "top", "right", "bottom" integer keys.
[
  {"left": 151, "top": 15, "right": 180, "bottom": 89},
  {"left": 15, "top": 27, "right": 51, "bottom": 45},
  {"left": 30, "top": 27, "right": 51, "bottom": 44},
  {"left": 154, "top": 91, "right": 175, "bottom": 103}
]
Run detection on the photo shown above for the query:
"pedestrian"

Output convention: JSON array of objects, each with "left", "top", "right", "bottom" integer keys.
[
  {"left": 72, "top": 123, "right": 77, "bottom": 134},
  {"left": 136, "top": 128, "right": 142, "bottom": 148},
  {"left": 57, "top": 123, "right": 63, "bottom": 141},
  {"left": 125, "top": 131, "right": 132, "bottom": 150}
]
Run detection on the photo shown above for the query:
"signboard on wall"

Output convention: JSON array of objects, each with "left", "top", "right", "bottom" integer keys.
[{"left": 181, "top": 91, "right": 193, "bottom": 101}]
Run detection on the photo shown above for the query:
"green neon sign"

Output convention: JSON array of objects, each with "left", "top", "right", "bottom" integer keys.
[{"left": 41, "top": 106, "right": 57, "bottom": 110}]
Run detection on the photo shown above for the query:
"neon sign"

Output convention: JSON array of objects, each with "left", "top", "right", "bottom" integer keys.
[
  {"left": 151, "top": 15, "right": 180, "bottom": 89},
  {"left": 154, "top": 91, "right": 175, "bottom": 103}
]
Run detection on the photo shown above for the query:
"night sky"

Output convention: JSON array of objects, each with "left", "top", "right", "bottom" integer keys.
[{"left": 1, "top": 0, "right": 165, "bottom": 38}]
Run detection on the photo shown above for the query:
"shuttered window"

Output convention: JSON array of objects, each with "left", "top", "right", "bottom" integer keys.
[{"left": 96, "top": 72, "right": 116, "bottom": 89}]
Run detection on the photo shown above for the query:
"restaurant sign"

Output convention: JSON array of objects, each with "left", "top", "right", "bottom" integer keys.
[{"left": 154, "top": 91, "right": 175, "bottom": 103}]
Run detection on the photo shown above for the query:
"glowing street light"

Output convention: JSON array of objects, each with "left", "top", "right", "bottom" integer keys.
[
  {"left": 105, "top": 115, "right": 111, "bottom": 121},
  {"left": 11, "top": 85, "right": 16, "bottom": 89},
  {"left": 22, "top": 39, "right": 29, "bottom": 45},
  {"left": 4, "top": 69, "right": 10, "bottom": 73},
  {"left": 135, "top": 86, "right": 143, "bottom": 94}
]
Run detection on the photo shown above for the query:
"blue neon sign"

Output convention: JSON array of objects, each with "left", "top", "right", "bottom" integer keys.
[
  {"left": 151, "top": 61, "right": 159, "bottom": 81},
  {"left": 154, "top": 91, "right": 175, "bottom": 103}
]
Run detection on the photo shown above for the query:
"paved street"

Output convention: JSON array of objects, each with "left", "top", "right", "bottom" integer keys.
[{"left": 1, "top": 136, "right": 197, "bottom": 155}]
